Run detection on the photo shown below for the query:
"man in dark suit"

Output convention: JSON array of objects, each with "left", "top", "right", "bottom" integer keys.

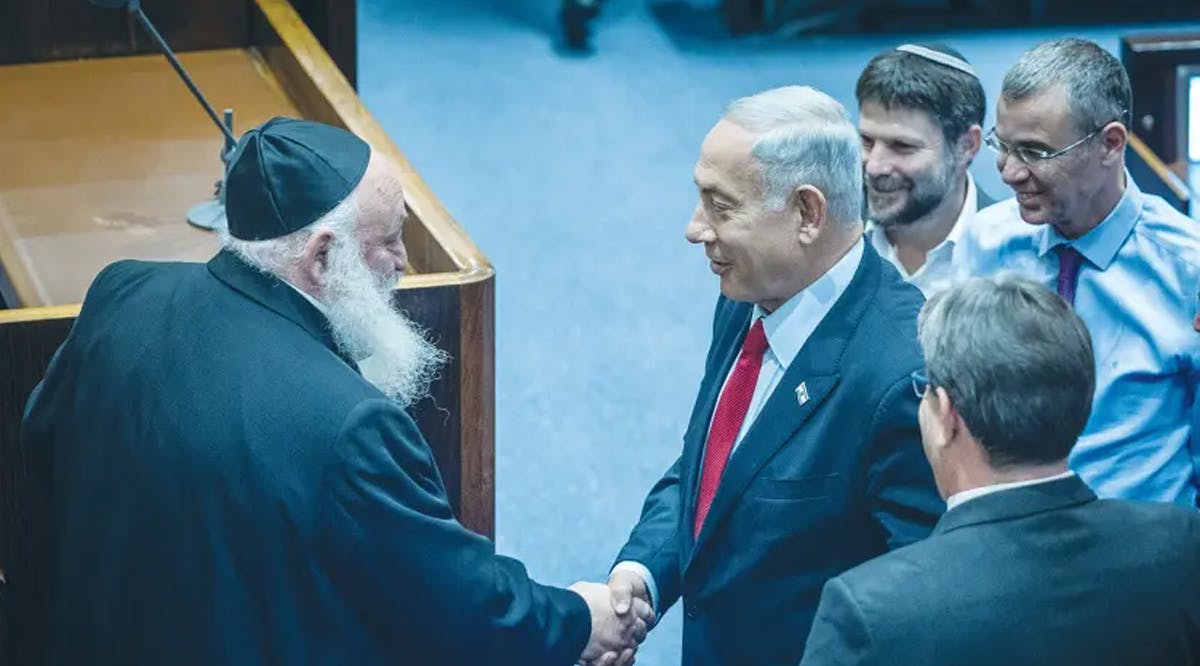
[
  {"left": 857, "top": 43, "right": 994, "bottom": 297},
  {"left": 19, "top": 118, "right": 651, "bottom": 666},
  {"left": 602, "top": 86, "right": 943, "bottom": 666},
  {"left": 802, "top": 275, "right": 1200, "bottom": 666}
]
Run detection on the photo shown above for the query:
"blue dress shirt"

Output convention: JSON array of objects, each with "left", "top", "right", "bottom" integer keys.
[{"left": 954, "top": 175, "right": 1200, "bottom": 507}]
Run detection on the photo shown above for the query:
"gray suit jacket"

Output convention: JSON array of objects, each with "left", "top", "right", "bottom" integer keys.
[{"left": 801, "top": 474, "right": 1200, "bottom": 666}]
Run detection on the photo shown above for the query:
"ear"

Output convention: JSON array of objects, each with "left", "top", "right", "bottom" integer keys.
[
  {"left": 792, "top": 185, "right": 827, "bottom": 245},
  {"left": 931, "top": 386, "right": 959, "bottom": 449},
  {"left": 1099, "top": 121, "right": 1127, "bottom": 166},
  {"left": 297, "top": 230, "right": 336, "bottom": 297},
  {"left": 957, "top": 125, "right": 983, "bottom": 167}
]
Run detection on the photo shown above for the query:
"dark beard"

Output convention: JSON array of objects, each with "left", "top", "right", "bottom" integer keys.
[
  {"left": 866, "top": 154, "right": 958, "bottom": 228},
  {"left": 869, "top": 184, "right": 948, "bottom": 228}
]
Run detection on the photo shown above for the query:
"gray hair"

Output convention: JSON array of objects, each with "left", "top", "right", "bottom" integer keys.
[
  {"left": 220, "top": 195, "right": 359, "bottom": 276},
  {"left": 1001, "top": 38, "right": 1131, "bottom": 136},
  {"left": 918, "top": 274, "right": 1095, "bottom": 468},
  {"left": 724, "top": 86, "right": 863, "bottom": 226}
]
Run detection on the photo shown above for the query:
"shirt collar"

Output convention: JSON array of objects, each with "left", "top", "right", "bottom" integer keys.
[
  {"left": 753, "top": 237, "right": 865, "bottom": 369},
  {"left": 284, "top": 280, "right": 328, "bottom": 315},
  {"left": 946, "top": 470, "right": 1077, "bottom": 511},
  {"left": 866, "top": 174, "right": 978, "bottom": 267},
  {"left": 1036, "top": 172, "right": 1142, "bottom": 270}
]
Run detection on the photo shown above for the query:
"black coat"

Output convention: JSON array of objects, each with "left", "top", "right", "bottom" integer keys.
[
  {"left": 802, "top": 474, "right": 1200, "bottom": 666},
  {"left": 20, "top": 250, "right": 588, "bottom": 665}
]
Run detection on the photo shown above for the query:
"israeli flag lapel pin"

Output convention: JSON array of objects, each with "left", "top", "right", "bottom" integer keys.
[{"left": 795, "top": 381, "right": 810, "bottom": 407}]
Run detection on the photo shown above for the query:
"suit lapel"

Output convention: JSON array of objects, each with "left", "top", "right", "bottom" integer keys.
[
  {"left": 686, "top": 244, "right": 882, "bottom": 566},
  {"left": 206, "top": 249, "right": 361, "bottom": 372}
]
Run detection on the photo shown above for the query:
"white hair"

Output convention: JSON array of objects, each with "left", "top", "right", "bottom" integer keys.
[
  {"left": 219, "top": 193, "right": 447, "bottom": 407},
  {"left": 724, "top": 86, "right": 863, "bottom": 226},
  {"left": 220, "top": 194, "right": 359, "bottom": 275}
]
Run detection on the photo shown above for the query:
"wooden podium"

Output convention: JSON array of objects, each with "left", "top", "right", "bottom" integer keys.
[{"left": 0, "top": 0, "right": 495, "bottom": 658}]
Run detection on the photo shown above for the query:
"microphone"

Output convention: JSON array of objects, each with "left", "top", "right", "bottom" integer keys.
[{"left": 89, "top": 0, "right": 236, "bottom": 231}]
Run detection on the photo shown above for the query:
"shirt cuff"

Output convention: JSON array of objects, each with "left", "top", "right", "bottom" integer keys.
[{"left": 611, "top": 560, "right": 658, "bottom": 614}]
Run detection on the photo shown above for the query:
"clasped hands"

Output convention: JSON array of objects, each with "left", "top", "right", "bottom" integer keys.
[{"left": 569, "top": 570, "right": 655, "bottom": 666}]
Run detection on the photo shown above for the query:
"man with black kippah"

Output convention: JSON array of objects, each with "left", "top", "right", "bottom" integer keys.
[
  {"left": 20, "top": 117, "right": 652, "bottom": 666},
  {"left": 856, "top": 43, "right": 991, "bottom": 297}
]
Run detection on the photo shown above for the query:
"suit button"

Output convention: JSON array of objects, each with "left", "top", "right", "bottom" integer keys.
[{"left": 685, "top": 602, "right": 701, "bottom": 619}]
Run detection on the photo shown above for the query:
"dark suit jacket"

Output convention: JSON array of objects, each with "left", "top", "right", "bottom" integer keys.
[
  {"left": 802, "top": 474, "right": 1200, "bottom": 666},
  {"left": 614, "top": 243, "right": 943, "bottom": 666},
  {"left": 19, "top": 250, "right": 588, "bottom": 666}
]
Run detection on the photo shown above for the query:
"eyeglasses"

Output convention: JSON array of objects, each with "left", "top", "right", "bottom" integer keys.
[
  {"left": 910, "top": 369, "right": 931, "bottom": 399},
  {"left": 983, "top": 126, "right": 1107, "bottom": 165}
]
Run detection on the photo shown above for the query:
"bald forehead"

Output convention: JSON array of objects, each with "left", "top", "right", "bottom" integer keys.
[{"left": 355, "top": 153, "right": 407, "bottom": 215}]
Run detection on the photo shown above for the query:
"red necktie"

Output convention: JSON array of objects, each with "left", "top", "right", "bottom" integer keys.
[
  {"left": 694, "top": 318, "right": 769, "bottom": 538},
  {"left": 1056, "top": 245, "right": 1084, "bottom": 306}
]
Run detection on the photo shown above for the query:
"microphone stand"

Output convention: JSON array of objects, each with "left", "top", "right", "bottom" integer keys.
[{"left": 92, "top": 0, "right": 237, "bottom": 231}]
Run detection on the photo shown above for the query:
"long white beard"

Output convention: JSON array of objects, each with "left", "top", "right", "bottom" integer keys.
[{"left": 320, "top": 237, "right": 448, "bottom": 406}]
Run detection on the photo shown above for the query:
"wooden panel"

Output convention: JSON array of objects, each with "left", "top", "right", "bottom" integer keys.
[
  {"left": 289, "top": 0, "right": 356, "bottom": 88},
  {"left": 398, "top": 278, "right": 496, "bottom": 540},
  {"left": 0, "top": 0, "right": 249, "bottom": 65},
  {"left": 1128, "top": 133, "right": 1192, "bottom": 214},
  {"left": 0, "top": 49, "right": 301, "bottom": 307},
  {"left": 455, "top": 278, "right": 496, "bottom": 537},
  {"left": 0, "top": 0, "right": 355, "bottom": 87},
  {"left": 250, "top": 0, "right": 491, "bottom": 281},
  {"left": 391, "top": 279, "right": 495, "bottom": 539},
  {"left": 0, "top": 0, "right": 51, "bottom": 65},
  {"left": 1121, "top": 34, "right": 1200, "bottom": 164},
  {"left": 0, "top": 312, "right": 75, "bottom": 666}
]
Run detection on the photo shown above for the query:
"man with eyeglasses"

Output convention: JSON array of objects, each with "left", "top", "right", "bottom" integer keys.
[
  {"left": 953, "top": 38, "right": 1200, "bottom": 508},
  {"left": 800, "top": 275, "right": 1200, "bottom": 666}
]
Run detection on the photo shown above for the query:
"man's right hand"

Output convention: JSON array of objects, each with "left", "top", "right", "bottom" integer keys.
[
  {"left": 606, "top": 569, "right": 652, "bottom": 620},
  {"left": 569, "top": 581, "right": 651, "bottom": 666}
]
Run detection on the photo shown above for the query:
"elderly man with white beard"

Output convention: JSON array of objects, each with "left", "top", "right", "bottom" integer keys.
[{"left": 19, "top": 118, "right": 651, "bottom": 666}]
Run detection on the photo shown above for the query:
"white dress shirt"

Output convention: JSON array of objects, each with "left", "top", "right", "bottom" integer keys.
[
  {"left": 945, "top": 471, "right": 1077, "bottom": 511},
  {"left": 613, "top": 239, "right": 866, "bottom": 610},
  {"left": 867, "top": 174, "right": 978, "bottom": 297}
]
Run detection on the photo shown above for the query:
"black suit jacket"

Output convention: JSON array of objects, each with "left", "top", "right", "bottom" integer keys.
[
  {"left": 615, "top": 242, "right": 943, "bottom": 666},
  {"left": 18, "top": 251, "right": 588, "bottom": 665},
  {"left": 802, "top": 474, "right": 1200, "bottom": 666}
]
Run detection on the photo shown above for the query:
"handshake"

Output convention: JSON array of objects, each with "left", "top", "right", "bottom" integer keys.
[{"left": 569, "top": 570, "right": 656, "bottom": 666}]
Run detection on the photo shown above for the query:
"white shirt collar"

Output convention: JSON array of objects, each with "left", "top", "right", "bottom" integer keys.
[
  {"left": 867, "top": 173, "right": 978, "bottom": 278},
  {"left": 946, "top": 470, "right": 1077, "bottom": 511},
  {"left": 284, "top": 280, "right": 328, "bottom": 315},
  {"left": 753, "top": 237, "right": 864, "bottom": 370}
]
